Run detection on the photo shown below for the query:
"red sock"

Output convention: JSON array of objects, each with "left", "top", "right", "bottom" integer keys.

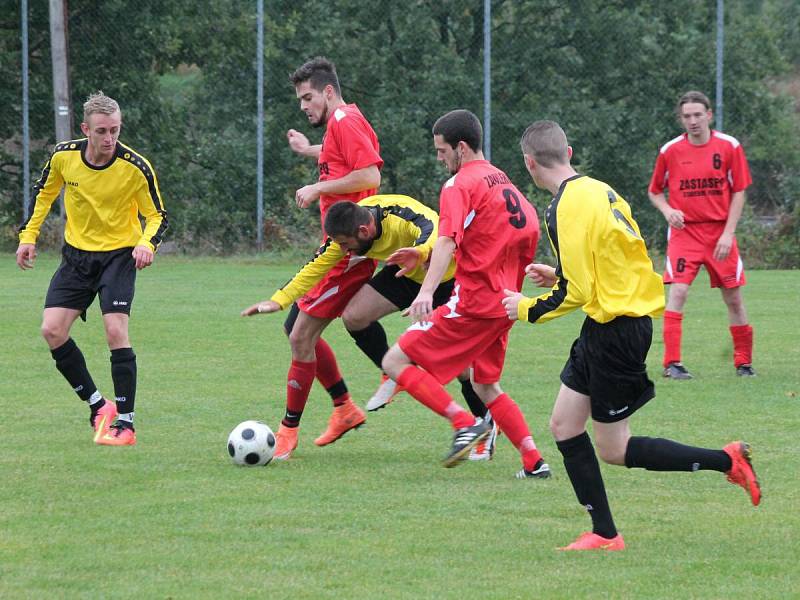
[
  {"left": 283, "top": 359, "right": 316, "bottom": 427},
  {"left": 314, "top": 338, "right": 350, "bottom": 407},
  {"left": 398, "top": 366, "right": 474, "bottom": 429},
  {"left": 487, "top": 393, "right": 542, "bottom": 471},
  {"left": 730, "top": 324, "right": 753, "bottom": 367},
  {"left": 662, "top": 310, "right": 683, "bottom": 367}
]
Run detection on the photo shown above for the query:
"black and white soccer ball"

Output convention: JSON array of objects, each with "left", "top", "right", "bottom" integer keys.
[{"left": 227, "top": 420, "right": 276, "bottom": 466}]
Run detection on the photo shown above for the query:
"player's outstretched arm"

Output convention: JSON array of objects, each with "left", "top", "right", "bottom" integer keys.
[
  {"left": 501, "top": 289, "right": 526, "bottom": 321},
  {"left": 241, "top": 300, "right": 281, "bottom": 317},
  {"left": 525, "top": 263, "right": 557, "bottom": 288},
  {"left": 16, "top": 243, "right": 36, "bottom": 270}
]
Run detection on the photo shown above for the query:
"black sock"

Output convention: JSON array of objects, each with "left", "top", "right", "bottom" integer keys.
[
  {"left": 458, "top": 377, "right": 487, "bottom": 418},
  {"left": 347, "top": 321, "right": 389, "bottom": 371},
  {"left": 281, "top": 410, "right": 302, "bottom": 428},
  {"left": 625, "top": 436, "right": 732, "bottom": 472},
  {"left": 110, "top": 347, "right": 137, "bottom": 415},
  {"left": 556, "top": 432, "right": 617, "bottom": 539},
  {"left": 51, "top": 338, "right": 97, "bottom": 402}
]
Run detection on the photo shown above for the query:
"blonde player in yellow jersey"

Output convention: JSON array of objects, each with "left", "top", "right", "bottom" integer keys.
[
  {"left": 242, "top": 194, "right": 491, "bottom": 459},
  {"left": 16, "top": 92, "right": 167, "bottom": 446},
  {"left": 502, "top": 120, "right": 760, "bottom": 551}
]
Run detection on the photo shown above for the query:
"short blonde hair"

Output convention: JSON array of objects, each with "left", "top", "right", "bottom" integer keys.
[
  {"left": 83, "top": 91, "right": 120, "bottom": 122},
  {"left": 520, "top": 120, "right": 569, "bottom": 168}
]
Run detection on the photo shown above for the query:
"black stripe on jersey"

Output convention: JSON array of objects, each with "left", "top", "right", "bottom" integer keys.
[
  {"left": 117, "top": 144, "right": 165, "bottom": 212},
  {"left": 381, "top": 204, "right": 435, "bottom": 246},
  {"left": 526, "top": 174, "right": 582, "bottom": 323},
  {"left": 149, "top": 212, "right": 169, "bottom": 249},
  {"left": 19, "top": 140, "right": 83, "bottom": 234}
]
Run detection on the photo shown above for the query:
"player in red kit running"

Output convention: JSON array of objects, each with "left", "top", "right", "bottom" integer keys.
[
  {"left": 273, "top": 57, "right": 383, "bottom": 458},
  {"left": 649, "top": 91, "right": 755, "bottom": 380},
  {"left": 382, "top": 110, "right": 550, "bottom": 476}
]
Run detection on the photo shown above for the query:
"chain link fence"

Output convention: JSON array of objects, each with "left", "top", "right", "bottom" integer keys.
[{"left": 4, "top": 0, "right": 799, "bottom": 264}]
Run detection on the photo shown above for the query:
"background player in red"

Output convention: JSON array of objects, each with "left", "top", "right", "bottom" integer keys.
[
  {"left": 382, "top": 109, "right": 550, "bottom": 476},
  {"left": 274, "top": 57, "right": 383, "bottom": 458},
  {"left": 648, "top": 91, "right": 755, "bottom": 380}
]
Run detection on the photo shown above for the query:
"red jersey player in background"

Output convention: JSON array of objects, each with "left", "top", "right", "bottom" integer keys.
[
  {"left": 382, "top": 109, "right": 551, "bottom": 477},
  {"left": 271, "top": 57, "right": 383, "bottom": 458},
  {"left": 648, "top": 91, "right": 755, "bottom": 380}
]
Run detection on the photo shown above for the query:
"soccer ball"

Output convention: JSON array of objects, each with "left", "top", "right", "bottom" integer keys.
[{"left": 227, "top": 420, "right": 276, "bottom": 466}]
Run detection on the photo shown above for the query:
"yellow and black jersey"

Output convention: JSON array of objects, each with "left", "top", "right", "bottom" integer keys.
[
  {"left": 271, "top": 194, "right": 456, "bottom": 309},
  {"left": 19, "top": 139, "right": 167, "bottom": 252},
  {"left": 518, "top": 175, "right": 664, "bottom": 324}
]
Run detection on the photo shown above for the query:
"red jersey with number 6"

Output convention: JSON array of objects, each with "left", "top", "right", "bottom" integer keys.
[
  {"left": 437, "top": 160, "right": 539, "bottom": 319},
  {"left": 318, "top": 104, "right": 383, "bottom": 230},
  {"left": 648, "top": 130, "right": 752, "bottom": 223}
]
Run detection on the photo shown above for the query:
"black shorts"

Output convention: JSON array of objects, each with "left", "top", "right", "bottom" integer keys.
[
  {"left": 45, "top": 244, "right": 137, "bottom": 316},
  {"left": 367, "top": 264, "right": 455, "bottom": 310},
  {"left": 560, "top": 315, "right": 655, "bottom": 423}
]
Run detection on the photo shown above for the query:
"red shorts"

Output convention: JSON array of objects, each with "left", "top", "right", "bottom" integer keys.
[
  {"left": 397, "top": 305, "right": 512, "bottom": 385},
  {"left": 664, "top": 222, "right": 746, "bottom": 288},
  {"left": 297, "top": 255, "right": 377, "bottom": 318}
]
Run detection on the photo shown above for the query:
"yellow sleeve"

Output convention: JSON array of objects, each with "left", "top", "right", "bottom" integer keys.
[
  {"left": 270, "top": 240, "right": 346, "bottom": 309},
  {"left": 518, "top": 200, "right": 593, "bottom": 324},
  {"left": 134, "top": 157, "right": 168, "bottom": 251},
  {"left": 18, "top": 152, "right": 64, "bottom": 245}
]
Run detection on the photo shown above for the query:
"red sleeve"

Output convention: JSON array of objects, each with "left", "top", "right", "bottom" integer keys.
[
  {"left": 437, "top": 180, "right": 469, "bottom": 245},
  {"left": 332, "top": 117, "right": 383, "bottom": 171},
  {"left": 648, "top": 150, "right": 668, "bottom": 195},
  {"left": 729, "top": 144, "right": 752, "bottom": 193}
]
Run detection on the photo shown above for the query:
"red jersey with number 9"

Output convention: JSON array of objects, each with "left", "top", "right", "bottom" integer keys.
[
  {"left": 318, "top": 104, "right": 383, "bottom": 232},
  {"left": 437, "top": 160, "right": 539, "bottom": 318},
  {"left": 648, "top": 131, "right": 751, "bottom": 223}
]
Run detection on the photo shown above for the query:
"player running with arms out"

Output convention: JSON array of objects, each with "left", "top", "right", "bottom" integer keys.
[
  {"left": 382, "top": 110, "right": 551, "bottom": 476},
  {"left": 274, "top": 56, "right": 384, "bottom": 458},
  {"left": 242, "top": 195, "right": 490, "bottom": 457},
  {"left": 502, "top": 120, "right": 761, "bottom": 552},
  {"left": 16, "top": 91, "right": 168, "bottom": 446},
  {"left": 649, "top": 90, "right": 755, "bottom": 380}
]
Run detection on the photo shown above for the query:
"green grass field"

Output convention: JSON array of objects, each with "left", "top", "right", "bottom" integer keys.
[{"left": 1, "top": 255, "right": 798, "bottom": 599}]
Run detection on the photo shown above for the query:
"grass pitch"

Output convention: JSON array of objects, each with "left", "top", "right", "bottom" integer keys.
[{"left": 1, "top": 255, "right": 798, "bottom": 599}]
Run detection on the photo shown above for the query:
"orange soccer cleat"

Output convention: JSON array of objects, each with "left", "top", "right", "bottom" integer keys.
[
  {"left": 273, "top": 424, "right": 299, "bottom": 460},
  {"left": 91, "top": 400, "right": 118, "bottom": 443},
  {"left": 314, "top": 400, "right": 366, "bottom": 446},
  {"left": 559, "top": 531, "right": 626, "bottom": 551},
  {"left": 96, "top": 422, "right": 136, "bottom": 446},
  {"left": 723, "top": 441, "right": 761, "bottom": 506}
]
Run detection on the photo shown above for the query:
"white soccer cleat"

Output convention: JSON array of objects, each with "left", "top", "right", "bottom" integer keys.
[
  {"left": 366, "top": 376, "right": 400, "bottom": 412},
  {"left": 469, "top": 412, "right": 498, "bottom": 461}
]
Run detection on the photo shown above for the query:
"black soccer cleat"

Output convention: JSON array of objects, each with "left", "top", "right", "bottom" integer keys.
[
  {"left": 663, "top": 362, "right": 693, "bottom": 380},
  {"left": 442, "top": 419, "right": 490, "bottom": 468},
  {"left": 515, "top": 460, "right": 552, "bottom": 479},
  {"left": 736, "top": 364, "right": 756, "bottom": 377}
]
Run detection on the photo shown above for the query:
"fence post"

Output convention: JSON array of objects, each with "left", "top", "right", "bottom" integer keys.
[
  {"left": 22, "top": 0, "right": 30, "bottom": 221},
  {"left": 715, "top": 0, "right": 724, "bottom": 131},
  {"left": 483, "top": 0, "right": 491, "bottom": 161},
  {"left": 256, "top": 0, "right": 264, "bottom": 250},
  {"left": 49, "top": 0, "right": 72, "bottom": 218}
]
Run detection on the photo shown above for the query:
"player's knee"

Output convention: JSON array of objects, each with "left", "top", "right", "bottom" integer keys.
[
  {"left": 104, "top": 323, "right": 129, "bottom": 347},
  {"left": 594, "top": 438, "right": 626, "bottom": 466},
  {"left": 341, "top": 308, "right": 368, "bottom": 331},
  {"left": 381, "top": 345, "right": 405, "bottom": 379},
  {"left": 41, "top": 321, "right": 67, "bottom": 346}
]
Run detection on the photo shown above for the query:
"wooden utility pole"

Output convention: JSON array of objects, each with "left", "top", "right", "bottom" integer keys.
[{"left": 49, "top": 0, "right": 71, "bottom": 217}]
